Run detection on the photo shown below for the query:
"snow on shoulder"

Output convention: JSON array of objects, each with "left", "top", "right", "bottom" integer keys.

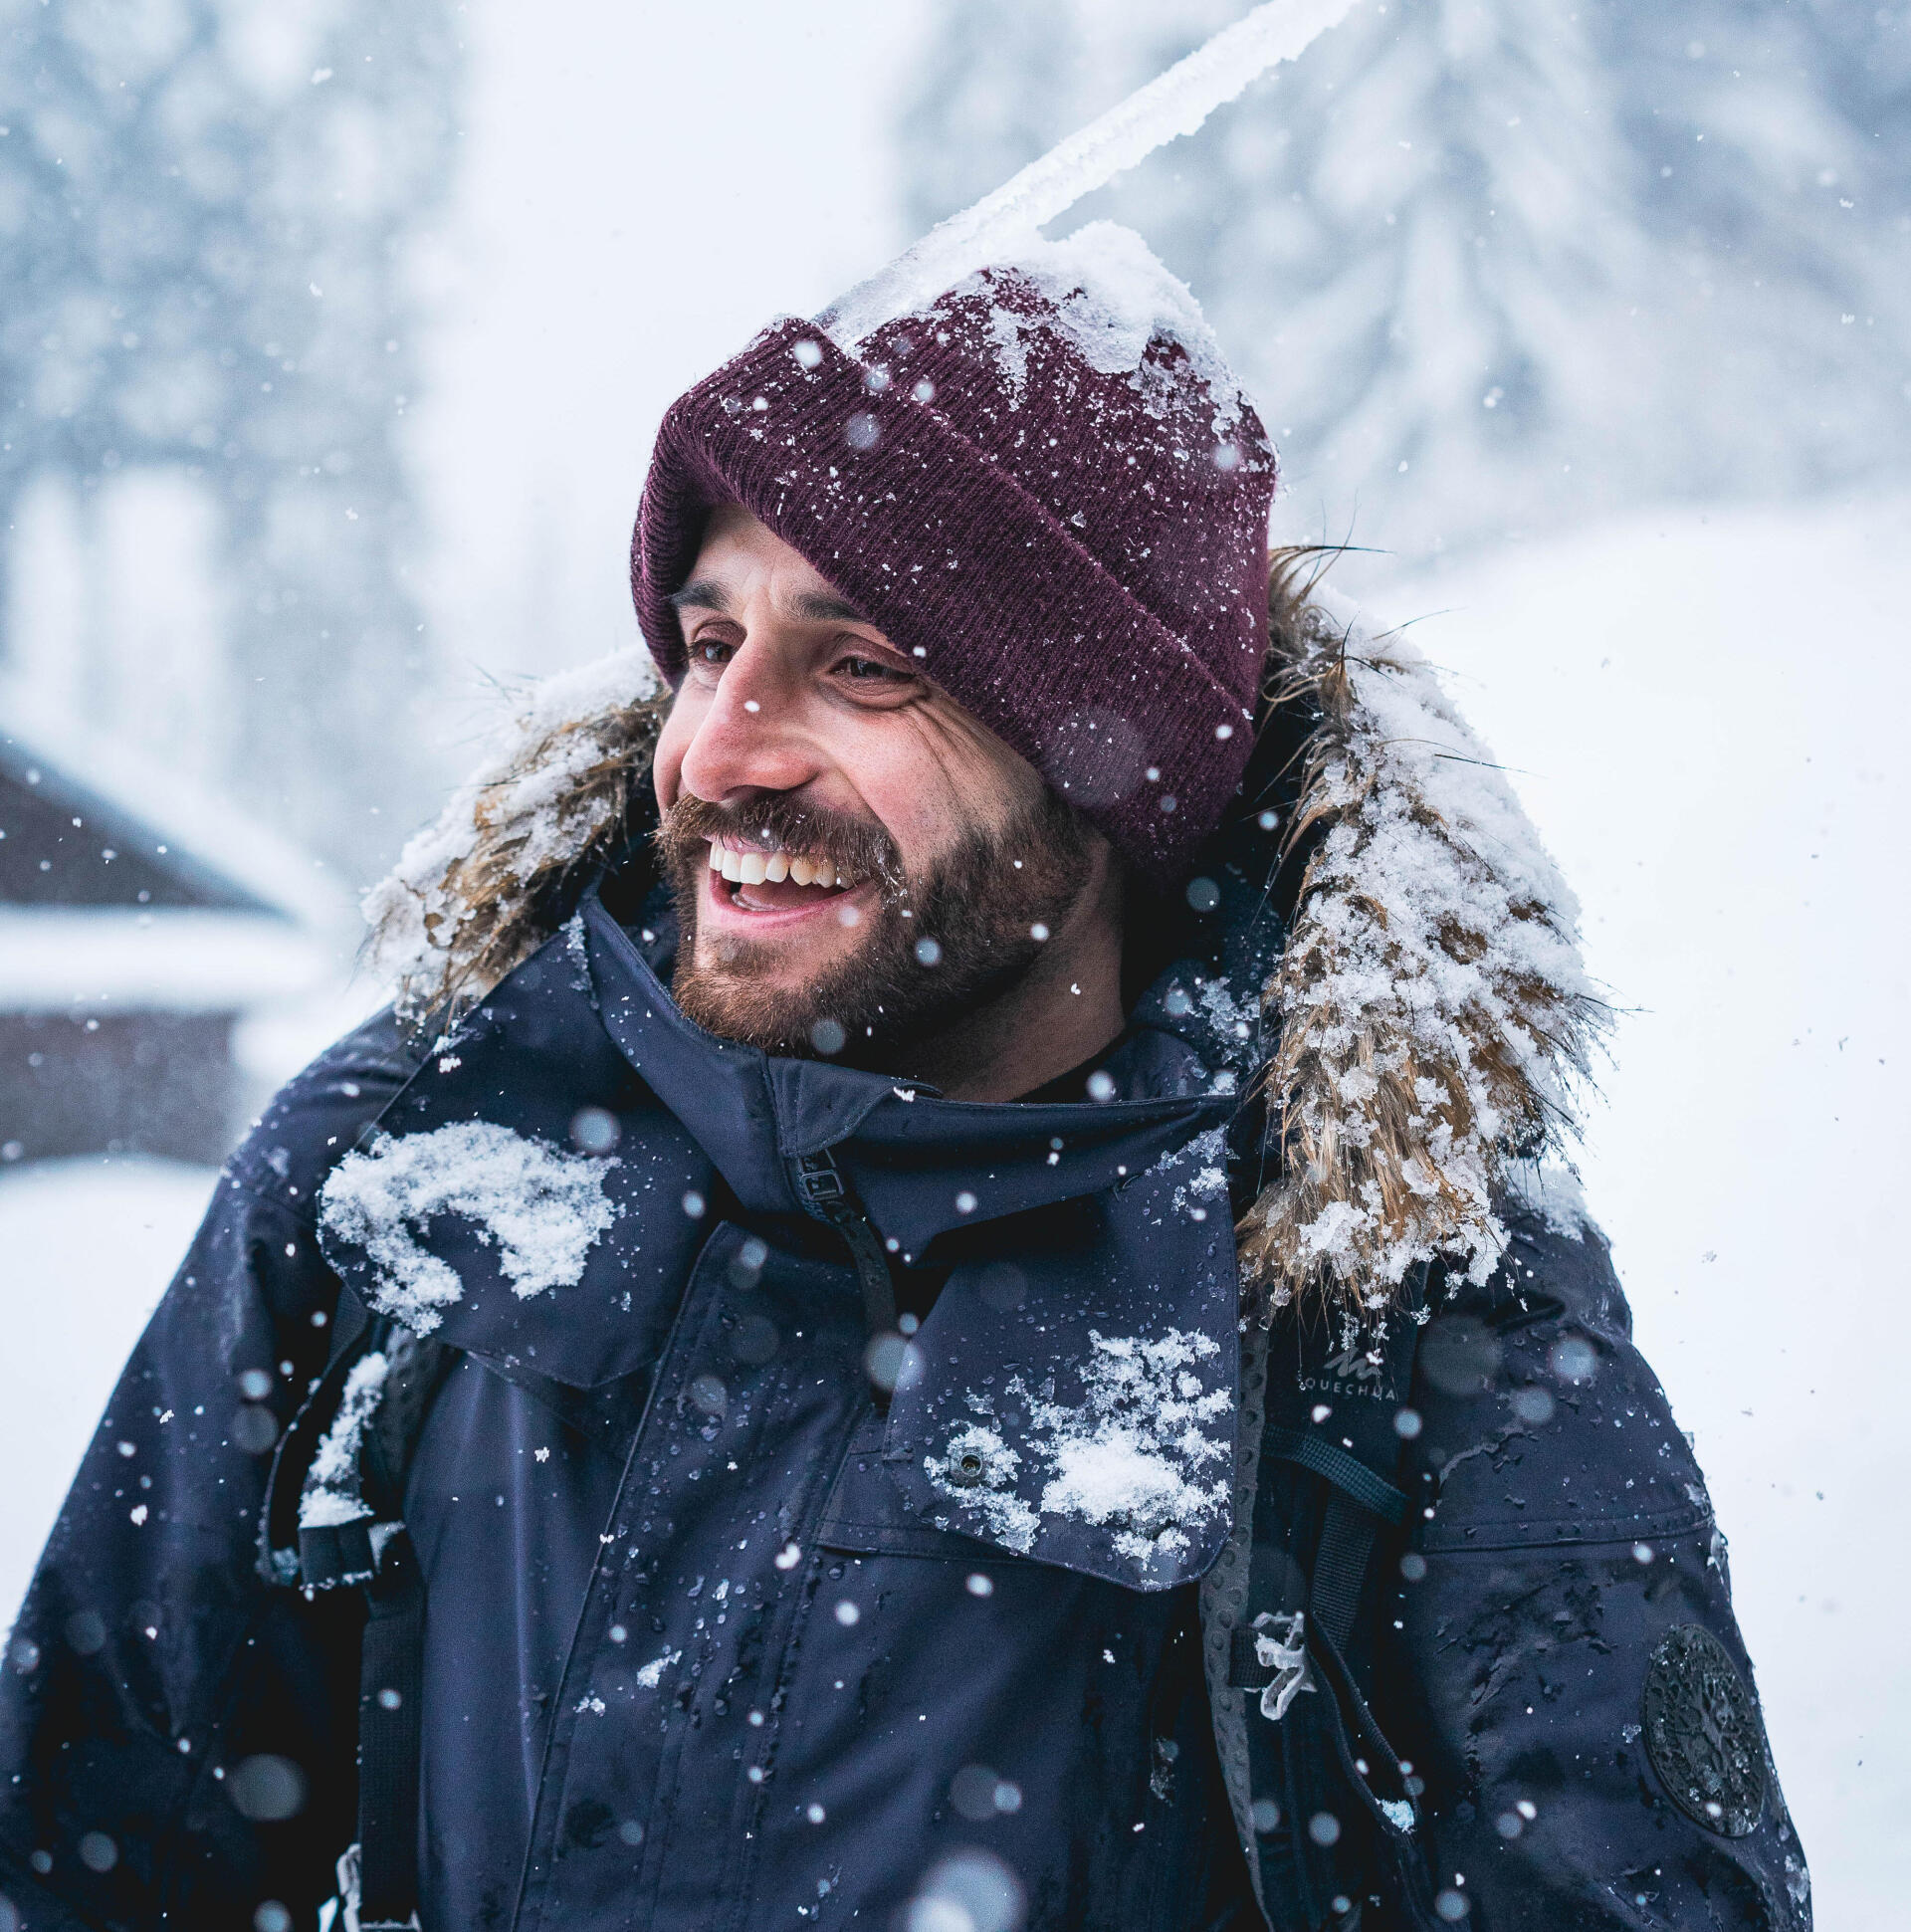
[{"left": 318, "top": 1121, "right": 618, "bottom": 1334}]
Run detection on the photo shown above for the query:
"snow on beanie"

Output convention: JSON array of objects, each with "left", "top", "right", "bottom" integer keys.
[{"left": 630, "top": 223, "right": 1276, "bottom": 884}]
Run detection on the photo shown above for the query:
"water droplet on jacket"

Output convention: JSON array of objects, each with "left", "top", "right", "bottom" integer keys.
[
  {"left": 907, "top": 1848, "right": 1024, "bottom": 1932},
  {"left": 570, "top": 1107, "right": 620, "bottom": 1155},
  {"left": 1511, "top": 1386, "right": 1555, "bottom": 1424},
  {"left": 228, "top": 1754, "right": 307, "bottom": 1822}
]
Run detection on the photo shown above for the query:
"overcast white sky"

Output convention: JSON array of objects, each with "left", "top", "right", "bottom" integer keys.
[{"left": 408, "top": 0, "right": 937, "bottom": 709}]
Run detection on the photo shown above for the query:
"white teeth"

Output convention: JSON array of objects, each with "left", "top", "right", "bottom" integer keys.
[
  {"left": 738, "top": 851, "right": 768, "bottom": 885},
  {"left": 764, "top": 852, "right": 790, "bottom": 883},
  {"left": 721, "top": 849, "right": 744, "bottom": 883},
  {"left": 708, "top": 841, "right": 724, "bottom": 871},
  {"left": 788, "top": 856, "right": 816, "bottom": 886},
  {"left": 812, "top": 860, "right": 837, "bottom": 890}
]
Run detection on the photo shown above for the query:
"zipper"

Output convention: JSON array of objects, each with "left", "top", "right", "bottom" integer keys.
[{"left": 790, "top": 1148, "right": 900, "bottom": 1404}]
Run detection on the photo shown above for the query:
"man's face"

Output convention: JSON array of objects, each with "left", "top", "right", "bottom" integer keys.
[{"left": 652, "top": 505, "right": 1101, "bottom": 1062}]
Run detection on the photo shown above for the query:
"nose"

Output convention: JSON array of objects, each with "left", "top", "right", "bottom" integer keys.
[{"left": 675, "top": 637, "right": 821, "bottom": 805}]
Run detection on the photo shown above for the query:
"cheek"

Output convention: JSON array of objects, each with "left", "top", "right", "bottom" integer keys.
[
  {"left": 864, "top": 710, "right": 1035, "bottom": 864},
  {"left": 651, "top": 693, "right": 701, "bottom": 810}
]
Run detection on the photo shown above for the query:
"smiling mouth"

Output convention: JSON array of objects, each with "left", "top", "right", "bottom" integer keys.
[{"left": 706, "top": 837, "right": 867, "bottom": 914}]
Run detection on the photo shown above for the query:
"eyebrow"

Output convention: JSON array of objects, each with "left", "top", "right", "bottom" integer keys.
[
  {"left": 669, "top": 579, "right": 873, "bottom": 628},
  {"left": 668, "top": 577, "right": 728, "bottom": 614},
  {"left": 791, "top": 589, "right": 873, "bottom": 625}
]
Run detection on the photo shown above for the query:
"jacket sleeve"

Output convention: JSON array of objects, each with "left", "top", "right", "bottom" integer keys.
[
  {"left": 0, "top": 1013, "right": 420, "bottom": 1932},
  {"left": 1388, "top": 1206, "right": 1811, "bottom": 1930}
]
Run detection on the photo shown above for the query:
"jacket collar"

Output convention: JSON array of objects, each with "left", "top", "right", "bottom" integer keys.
[{"left": 580, "top": 887, "right": 1231, "bottom": 1260}]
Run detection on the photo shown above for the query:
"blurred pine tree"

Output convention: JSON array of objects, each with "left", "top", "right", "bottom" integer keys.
[{"left": 898, "top": 0, "right": 1910, "bottom": 565}]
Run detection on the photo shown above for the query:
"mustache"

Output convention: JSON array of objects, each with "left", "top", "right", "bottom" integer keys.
[{"left": 654, "top": 793, "right": 904, "bottom": 887}]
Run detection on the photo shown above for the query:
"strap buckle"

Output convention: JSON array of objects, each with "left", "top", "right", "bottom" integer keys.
[{"left": 792, "top": 1151, "right": 849, "bottom": 1212}]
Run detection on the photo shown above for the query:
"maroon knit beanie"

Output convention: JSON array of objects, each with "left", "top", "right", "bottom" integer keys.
[{"left": 630, "top": 231, "right": 1276, "bottom": 884}]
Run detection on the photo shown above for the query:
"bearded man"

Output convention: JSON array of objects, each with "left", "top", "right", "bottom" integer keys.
[{"left": 0, "top": 232, "right": 1807, "bottom": 1931}]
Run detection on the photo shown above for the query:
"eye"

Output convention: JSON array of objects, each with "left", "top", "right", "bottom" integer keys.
[
  {"left": 694, "top": 638, "right": 733, "bottom": 667},
  {"left": 838, "top": 654, "right": 909, "bottom": 683}
]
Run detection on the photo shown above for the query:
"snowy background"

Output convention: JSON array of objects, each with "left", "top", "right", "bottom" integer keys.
[{"left": 1, "top": 2, "right": 1906, "bottom": 1923}]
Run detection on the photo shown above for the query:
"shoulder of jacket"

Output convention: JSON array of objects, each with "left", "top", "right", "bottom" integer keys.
[
  {"left": 1410, "top": 1203, "right": 1713, "bottom": 1552},
  {"left": 222, "top": 1005, "right": 425, "bottom": 1221}
]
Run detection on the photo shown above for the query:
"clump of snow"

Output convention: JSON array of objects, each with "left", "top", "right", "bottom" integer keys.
[
  {"left": 1029, "top": 1330, "right": 1231, "bottom": 1562},
  {"left": 299, "top": 1351, "right": 389, "bottom": 1530},
  {"left": 634, "top": 1647, "right": 682, "bottom": 1690},
  {"left": 954, "top": 223, "right": 1248, "bottom": 435},
  {"left": 562, "top": 911, "right": 592, "bottom": 993},
  {"left": 1153, "top": 1126, "right": 1228, "bottom": 1220},
  {"left": 318, "top": 1122, "right": 618, "bottom": 1334},
  {"left": 1196, "top": 977, "right": 1258, "bottom": 1049},
  {"left": 932, "top": 1329, "right": 1232, "bottom": 1568},
  {"left": 822, "top": 0, "right": 1360, "bottom": 347}
]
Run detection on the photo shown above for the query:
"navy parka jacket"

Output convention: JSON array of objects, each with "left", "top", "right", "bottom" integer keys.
[{"left": 0, "top": 862, "right": 1809, "bottom": 1930}]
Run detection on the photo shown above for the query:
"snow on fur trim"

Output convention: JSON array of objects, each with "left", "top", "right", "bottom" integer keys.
[
  {"left": 1238, "top": 563, "right": 1605, "bottom": 1312},
  {"left": 363, "top": 648, "right": 667, "bottom": 1025}
]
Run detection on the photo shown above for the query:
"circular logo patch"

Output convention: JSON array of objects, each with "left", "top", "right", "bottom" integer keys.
[{"left": 1642, "top": 1624, "right": 1765, "bottom": 1837}]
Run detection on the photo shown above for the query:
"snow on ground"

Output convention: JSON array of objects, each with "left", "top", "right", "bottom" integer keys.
[
  {"left": 0, "top": 1157, "right": 217, "bottom": 1619},
  {"left": 1372, "top": 488, "right": 1911, "bottom": 1931},
  {"left": 0, "top": 487, "right": 1902, "bottom": 1918}
]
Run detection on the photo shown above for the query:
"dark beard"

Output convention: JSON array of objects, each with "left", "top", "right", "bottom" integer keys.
[{"left": 655, "top": 789, "right": 1097, "bottom": 1069}]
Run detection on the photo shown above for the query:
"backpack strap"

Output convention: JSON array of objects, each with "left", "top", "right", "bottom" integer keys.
[
  {"left": 1210, "top": 1270, "right": 1436, "bottom": 1929},
  {"left": 259, "top": 1292, "right": 456, "bottom": 1931}
]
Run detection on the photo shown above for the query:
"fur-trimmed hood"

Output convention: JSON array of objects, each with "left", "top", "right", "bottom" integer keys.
[{"left": 362, "top": 559, "right": 1603, "bottom": 1314}]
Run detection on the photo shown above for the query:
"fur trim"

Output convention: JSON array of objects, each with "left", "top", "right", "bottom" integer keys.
[
  {"left": 1237, "top": 557, "right": 1605, "bottom": 1313},
  {"left": 363, "top": 649, "right": 667, "bottom": 1026},
  {"left": 362, "top": 566, "right": 1603, "bottom": 1311}
]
